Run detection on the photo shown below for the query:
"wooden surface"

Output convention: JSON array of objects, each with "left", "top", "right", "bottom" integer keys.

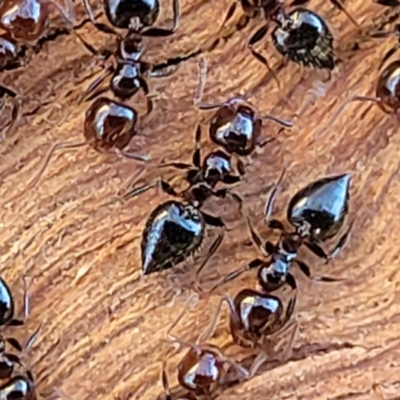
[{"left": 1, "top": 1, "right": 400, "bottom": 399}]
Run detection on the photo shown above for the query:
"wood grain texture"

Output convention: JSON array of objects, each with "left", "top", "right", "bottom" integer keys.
[{"left": 0, "top": 0, "right": 400, "bottom": 399}]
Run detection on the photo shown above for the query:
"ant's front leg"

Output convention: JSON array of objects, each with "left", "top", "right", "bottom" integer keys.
[
  {"left": 0, "top": 85, "right": 19, "bottom": 141},
  {"left": 247, "top": 24, "right": 280, "bottom": 88},
  {"left": 79, "top": 64, "right": 115, "bottom": 104},
  {"left": 212, "top": 188, "right": 243, "bottom": 214}
]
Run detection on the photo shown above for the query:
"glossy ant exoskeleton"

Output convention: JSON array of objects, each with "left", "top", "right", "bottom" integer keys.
[
  {"left": 194, "top": 58, "right": 293, "bottom": 159},
  {"left": 0, "top": 277, "right": 39, "bottom": 400},
  {"left": 213, "top": 0, "right": 359, "bottom": 85},
  {"left": 27, "top": 95, "right": 149, "bottom": 189},
  {"left": 161, "top": 295, "right": 250, "bottom": 399},
  {"left": 77, "top": 0, "right": 180, "bottom": 111},
  {"left": 162, "top": 285, "right": 296, "bottom": 397},
  {"left": 209, "top": 171, "right": 353, "bottom": 293},
  {"left": 122, "top": 124, "right": 244, "bottom": 276}
]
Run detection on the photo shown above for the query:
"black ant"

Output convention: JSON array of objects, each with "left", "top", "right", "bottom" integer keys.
[
  {"left": 77, "top": 0, "right": 180, "bottom": 111},
  {"left": 122, "top": 124, "right": 244, "bottom": 276},
  {"left": 0, "top": 277, "right": 39, "bottom": 400},
  {"left": 161, "top": 294, "right": 250, "bottom": 399},
  {"left": 27, "top": 96, "right": 149, "bottom": 189},
  {"left": 213, "top": 0, "right": 359, "bottom": 85},
  {"left": 208, "top": 171, "right": 353, "bottom": 293},
  {"left": 194, "top": 57, "right": 292, "bottom": 158}
]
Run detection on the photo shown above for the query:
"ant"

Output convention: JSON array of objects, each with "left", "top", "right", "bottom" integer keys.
[
  {"left": 0, "top": 277, "right": 39, "bottom": 400},
  {"left": 161, "top": 294, "right": 250, "bottom": 399},
  {"left": 213, "top": 0, "right": 359, "bottom": 85},
  {"left": 315, "top": 23, "right": 400, "bottom": 132},
  {"left": 123, "top": 124, "right": 244, "bottom": 276},
  {"left": 77, "top": 0, "right": 180, "bottom": 111},
  {"left": 27, "top": 96, "right": 149, "bottom": 189},
  {"left": 208, "top": 171, "right": 353, "bottom": 293},
  {"left": 194, "top": 58, "right": 293, "bottom": 158},
  {"left": 0, "top": 0, "right": 89, "bottom": 140}
]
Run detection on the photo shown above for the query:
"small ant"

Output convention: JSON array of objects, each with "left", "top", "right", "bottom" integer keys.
[
  {"left": 214, "top": 0, "right": 359, "bottom": 85},
  {"left": 0, "top": 0, "right": 86, "bottom": 139},
  {"left": 315, "top": 24, "right": 400, "bottom": 131},
  {"left": 209, "top": 171, "right": 353, "bottom": 293},
  {"left": 123, "top": 124, "right": 244, "bottom": 276},
  {"left": 0, "top": 277, "right": 39, "bottom": 400},
  {"left": 194, "top": 58, "right": 293, "bottom": 158},
  {"left": 27, "top": 96, "right": 149, "bottom": 189},
  {"left": 77, "top": 0, "right": 180, "bottom": 111},
  {"left": 161, "top": 295, "right": 250, "bottom": 399}
]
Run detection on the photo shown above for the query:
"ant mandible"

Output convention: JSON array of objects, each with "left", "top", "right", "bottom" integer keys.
[
  {"left": 123, "top": 124, "right": 244, "bottom": 276},
  {"left": 194, "top": 57, "right": 293, "bottom": 159},
  {"left": 207, "top": 171, "right": 353, "bottom": 294},
  {"left": 78, "top": 0, "right": 180, "bottom": 112},
  {"left": 213, "top": 0, "right": 359, "bottom": 86}
]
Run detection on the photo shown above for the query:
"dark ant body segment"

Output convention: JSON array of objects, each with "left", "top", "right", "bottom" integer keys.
[
  {"left": 0, "top": 374, "right": 36, "bottom": 400},
  {"left": 78, "top": 0, "right": 180, "bottom": 111},
  {"left": 224, "top": 287, "right": 297, "bottom": 373},
  {"left": 209, "top": 173, "right": 352, "bottom": 293},
  {"left": 162, "top": 294, "right": 250, "bottom": 398},
  {"left": 27, "top": 96, "right": 149, "bottom": 189},
  {"left": 124, "top": 125, "right": 244, "bottom": 276},
  {"left": 84, "top": 0, "right": 179, "bottom": 36},
  {"left": 0, "top": 277, "right": 39, "bottom": 400},
  {"left": 195, "top": 57, "right": 292, "bottom": 157},
  {"left": 214, "top": 0, "right": 358, "bottom": 84},
  {"left": 271, "top": 8, "right": 334, "bottom": 70}
]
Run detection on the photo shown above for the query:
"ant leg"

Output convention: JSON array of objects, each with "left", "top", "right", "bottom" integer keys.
[
  {"left": 247, "top": 351, "right": 269, "bottom": 379},
  {"left": 194, "top": 213, "right": 225, "bottom": 283},
  {"left": 27, "top": 141, "right": 88, "bottom": 190},
  {"left": 192, "top": 124, "right": 202, "bottom": 168},
  {"left": 82, "top": 0, "right": 118, "bottom": 35},
  {"left": 374, "top": 0, "right": 400, "bottom": 5},
  {"left": 294, "top": 259, "right": 343, "bottom": 282},
  {"left": 141, "top": 0, "right": 180, "bottom": 36},
  {"left": 0, "top": 87, "right": 19, "bottom": 140},
  {"left": 212, "top": 188, "right": 243, "bottom": 213},
  {"left": 264, "top": 168, "right": 285, "bottom": 228},
  {"left": 247, "top": 25, "right": 280, "bottom": 89},
  {"left": 161, "top": 362, "right": 173, "bottom": 400},
  {"left": 5, "top": 338, "right": 22, "bottom": 352},
  {"left": 193, "top": 56, "right": 208, "bottom": 107},
  {"left": 118, "top": 147, "right": 150, "bottom": 163},
  {"left": 78, "top": 65, "right": 114, "bottom": 104},
  {"left": 247, "top": 217, "right": 271, "bottom": 256},
  {"left": 8, "top": 275, "right": 29, "bottom": 327},
  {"left": 165, "top": 292, "right": 200, "bottom": 345},
  {"left": 222, "top": 175, "right": 242, "bottom": 185},
  {"left": 314, "top": 94, "right": 379, "bottom": 138},
  {"left": 208, "top": 1, "right": 238, "bottom": 50},
  {"left": 48, "top": 0, "right": 108, "bottom": 56},
  {"left": 325, "top": 221, "right": 354, "bottom": 263},
  {"left": 329, "top": 0, "right": 360, "bottom": 28},
  {"left": 207, "top": 258, "right": 264, "bottom": 293},
  {"left": 259, "top": 113, "right": 293, "bottom": 128},
  {"left": 196, "top": 295, "right": 225, "bottom": 343},
  {"left": 123, "top": 179, "right": 178, "bottom": 200}
]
